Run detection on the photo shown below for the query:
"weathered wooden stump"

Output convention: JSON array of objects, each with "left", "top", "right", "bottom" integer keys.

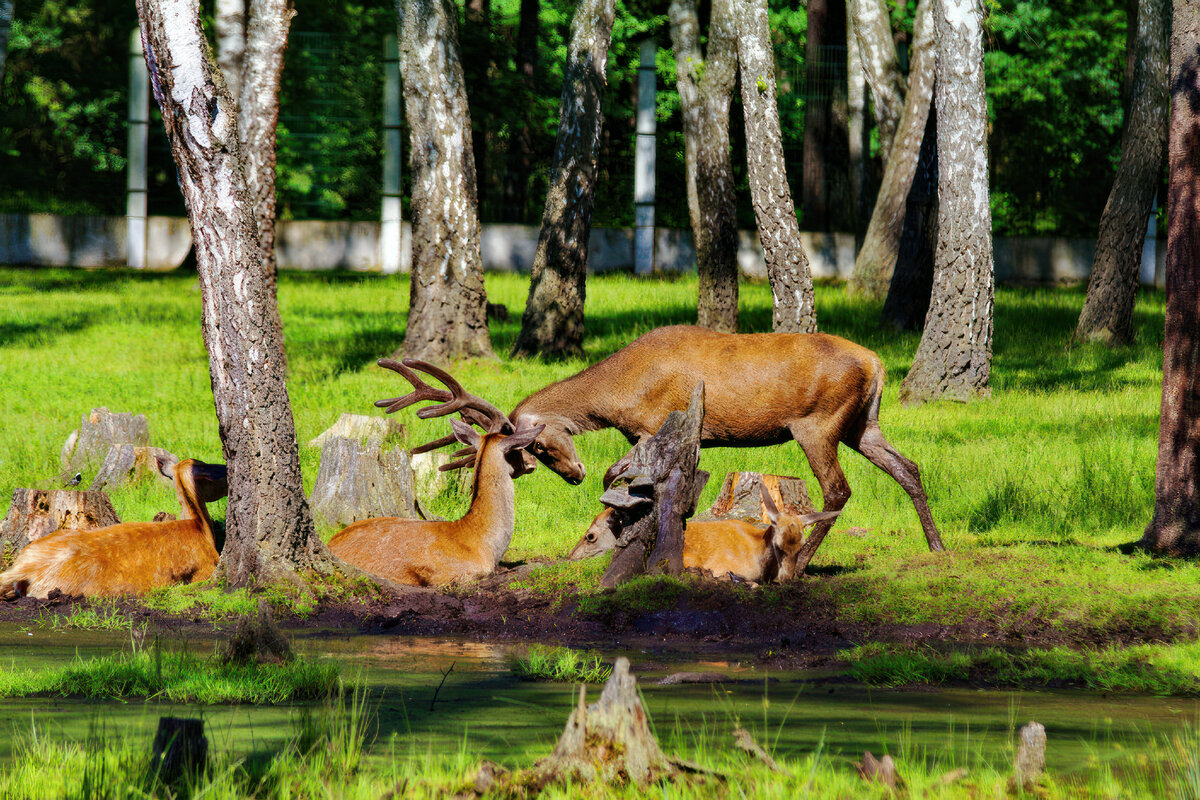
[
  {"left": 150, "top": 717, "right": 208, "bottom": 785},
  {"left": 60, "top": 407, "right": 150, "bottom": 475},
  {"left": 600, "top": 385, "right": 709, "bottom": 588},
  {"left": 218, "top": 601, "right": 293, "bottom": 665},
  {"left": 309, "top": 432, "right": 417, "bottom": 532},
  {"left": 307, "top": 412, "right": 405, "bottom": 450},
  {"left": 88, "top": 444, "right": 178, "bottom": 491},
  {"left": 855, "top": 751, "right": 904, "bottom": 793},
  {"left": 411, "top": 450, "right": 470, "bottom": 501},
  {"left": 1010, "top": 721, "right": 1046, "bottom": 792},
  {"left": 696, "top": 471, "right": 815, "bottom": 523},
  {"left": 0, "top": 489, "right": 120, "bottom": 566}
]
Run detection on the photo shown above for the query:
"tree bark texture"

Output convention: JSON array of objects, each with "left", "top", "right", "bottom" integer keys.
[
  {"left": 801, "top": 0, "right": 849, "bottom": 231},
  {"left": 0, "top": 489, "right": 121, "bottom": 567},
  {"left": 503, "top": 0, "right": 539, "bottom": 219},
  {"left": 398, "top": 0, "right": 495, "bottom": 362},
  {"left": 899, "top": 0, "right": 994, "bottom": 404},
  {"left": 237, "top": 0, "right": 294, "bottom": 291},
  {"left": 1140, "top": 1, "right": 1200, "bottom": 555},
  {"left": 851, "top": 0, "right": 905, "bottom": 166},
  {"left": 735, "top": 0, "right": 817, "bottom": 334},
  {"left": 1073, "top": 0, "right": 1169, "bottom": 345},
  {"left": 849, "top": 0, "right": 934, "bottom": 300},
  {"left": 847, "top": 10, "right": 869, "bottom": 233},
  {"left": 215, "top": 0, "right": 246, "bottom": 102},
  {"left": 670, "top": 0, "right": 739, "bottom": 333},
  {"left": 0, "top": 0, "right": 13, "bottom": 83},
  {"left": 60, "top": 407, "right": 151, "bottom": 476},
  {"left": 881, "top": 103, "right": 938, "bottom": 330},
  {"left": 137, "top": 0, "right": 330, "bottom": 586},
  {"left": 511, "top": 0, "right": 614, "bottom": 359}
]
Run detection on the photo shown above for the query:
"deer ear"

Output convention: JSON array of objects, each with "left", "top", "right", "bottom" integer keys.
[
  {"left": 500, "top": 424, "right": 545, "bottom": 453},
  {"left": 798, "top": 510, "right": 841, "bottom": 527},
  {"left": 758, "top": 480, "right": 780, "bottom": 524},
  {"left": 450, "top": 418, "right": 481, "bottom": 449}
]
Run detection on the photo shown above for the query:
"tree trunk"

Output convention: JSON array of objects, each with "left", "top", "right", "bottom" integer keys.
[
  {"left": 851, "top": 0, "right": 905, "bottom": 166},
  {"left": 0, "top": 489, "right": 121, "bottom": 567},
  {"left": 847, "top": 9, "right": 869, "bottom": 236},
  {"left": 801, "top": 0, "right": 849, "bottom": 232},
  {"left": 136, "top": 0, "right": 334, "bottom": 586},
  {"left": 899, "top": 0, "right": 993, "bottom": 404},
  {"left": 1073, "top": 0, "right": 1169, "bottom": 345},
  {"left": 849, "top": 0, "right": 934, "bottom": 300},
  {"left": 215, "top": 0, "right": 246, "bottom": 103},
  {"left": 669, "top": 0, "right": 739, "bottom": 333},
  {"left": 463, "top": 0, "right": 492, "bottom": 219},
  {"left": 0, "top": 0, "right": 14, "bottom": 83},
  {"left": 237, "top": 0, "right": 293, "bottom": 293},
  {"left": 503, "top": 0, "right": 539, "bottom": 221},
  {"left": 736, "top": 0, "right": 817, "bottom": 334},
  {"left": 398, "top": 0, "right": 495, "bottom": 362},
  {"left": 511, "top": 0, "right": 614, "bottom": 359},
  {"left": 1139, "top": 1, "right": 1200, "bottom": 555},
  {"left": 881, "top": 103, "right": 937, "bottom": 330}
]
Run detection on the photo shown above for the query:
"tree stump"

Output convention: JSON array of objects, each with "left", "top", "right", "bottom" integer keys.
[
  {"left": 308, "top": 433, "right": 417, "bottom": 533},
  {"left": 60, "top": 407, "right": 150, "bottom": 475},
  {"left": 150, "top": 717, "right": 208, "bottom": 785},
  {"left": 0, "top": 489, "right": 120, "bottom": 567},
  {"left": 696, "top": 471, "right": 815, "bottom": 523},
  {"left": 88, "top": 444, "right": 178, "bottom": 491},
  {"left": 307, "top": 413, "right": 405, "bottom": 450},
  {"left": 411, "top": 450, "right": 470, "bottom": 501},
  {"left": 1010, "top": 721, "right": 1046, "bottom": 792},
  {"left": 855, "top": 751, "right": 904, "bottom": 793},
  {"left": 600, "top": 384, "right": 709, "bottom": 588}
]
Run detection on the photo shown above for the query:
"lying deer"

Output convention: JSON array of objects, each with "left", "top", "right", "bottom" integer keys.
[
  {"left": 329, "top": 362, "right": 543, "bottom": 587},
  {"left": 569, "top": 483, "right": 840, "bottom": 583},
  {"left": 377, "top": 325, "right": 945, "bottom": 576},
  {"left": 0, "top": 458, "right": 227, "bottom": 599}
]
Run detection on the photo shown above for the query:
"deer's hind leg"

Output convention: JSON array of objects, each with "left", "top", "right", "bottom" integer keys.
[{"left": 786, "top": 420, "right": 852, "bottom": 577}]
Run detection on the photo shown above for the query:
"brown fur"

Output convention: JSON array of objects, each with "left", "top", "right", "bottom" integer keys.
[
  {"left": 328, "top": 421, "right": 542, "bottom": 587},
  {"left": 0, "top": 459, "right": 228, "bottom": 599}
]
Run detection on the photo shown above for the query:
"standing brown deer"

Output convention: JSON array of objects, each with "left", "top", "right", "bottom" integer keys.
[
  {"left": 0, "top": 458, "right": 228, "bottom": 599},
  {"left": 378, "top": 325, "right": 945, "bottom": 576},
  {"left": 330, "top": 362, "right": 543, "bottom": 586}
]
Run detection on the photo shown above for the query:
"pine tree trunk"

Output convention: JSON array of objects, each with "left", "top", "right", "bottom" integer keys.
[
  {"left": 398, "top": 0, "right": 495, "bottom": 362},
  {"left": 238, "top": 0, "right": 293, "bottom": 293},
  {"left": 1073, "top": 0, "right": 1169, "bottom": 345},
  {"left": 215, "top": 0, "right": 246, "bottom": 103},
  {"left": 850, "top": 0, "right": 905, "bottom": 166},
  {"left": 1139, "top": 1, "right": 1200, "bottom": 555},
  {"left": 136, "top": 0, "right": 333, "bottom": 586},
  {"left": 0, "top": 0, "right": 15, "bottom": 82},
  {"left": 511, "top": 0, "right": 614, "bottom": 359},
  {"left": 849, "top": 0, "right": 933, "bottom": 300},
  {"left": 881, "top": 103, "right": 937, "bottom": 331},
  {"left": 899, "top": 0, "right": 993, "bottom": 404},
  {"left": 669, "top": 0, "right": 739, "bottom": 333},
  {"left": 736, "top": 0, "right": 817, "bottom": 334}
]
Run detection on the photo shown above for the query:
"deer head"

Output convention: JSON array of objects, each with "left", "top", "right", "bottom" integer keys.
[
  {"left": 568, "top": 507, "right": 624, "bottom": 559},
  {"left": 758, "top": 480, "right": 841, "bottom": 581}
]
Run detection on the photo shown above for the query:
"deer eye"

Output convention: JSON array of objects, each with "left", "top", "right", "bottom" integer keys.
[{"left": 585, "top": 533, "right": 595, "bottom": 542}]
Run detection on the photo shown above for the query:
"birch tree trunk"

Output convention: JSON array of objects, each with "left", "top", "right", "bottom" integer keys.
[
  {"left": 238, "top": 0, "right": 293, "bottom": 291},
  {"left": 669, "top": 0, "right": 739, "bottom": 333},
  {"left": 511, "top": 0, "right": 614, "bottom": 359},
  {"left": 0, "top": 0, "right": 13, "bottom": 83},
  {"left": 899, "top": 0, "right": 993, "bottom": 404},
  {"left": 849, "top": 0, "right": 934, "bottom": 300},
  {"left": 136, "top": 0, "right": 335, "bottom": 586},
  {"left": 847, "top": 9, "right": 869, "bottom": 233},
  {"left": 736, "top": 0, "right": 817, "bottom": 334},
  {"left": 1140, "top": 0, "right": 1200, "bottom": 555},
  {"left": 1073, "top": 0, "right": 1169, "bottom": 345},
  {"left": 398, "top": 0, "right": 495, "bottom": 362},
  {"left": 215, "top": 0, "right": 246, "bottom": 102},
  {"left": 851, "top": 0, "right": 905, "bottom": 166}
]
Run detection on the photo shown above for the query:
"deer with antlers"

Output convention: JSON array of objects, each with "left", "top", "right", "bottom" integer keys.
[
  {"left": 377, "top": 325, "right": 945, "bottom": 576},
  {"left": 328, "top": 360, "right": 543, "bottom": 587},
  {"left": 0, "top": 458, "right": 227, "bottom": 599}
]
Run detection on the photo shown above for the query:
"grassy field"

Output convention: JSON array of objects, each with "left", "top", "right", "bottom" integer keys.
[{"left": 1, "top": 267, "right": 1196, "bottom": 653}]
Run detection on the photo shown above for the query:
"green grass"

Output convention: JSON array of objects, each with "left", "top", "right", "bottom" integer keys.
[
  {"left": 33, "top": 603, "right": 135, "bottom": 632},
  {"left": 511, "top": 644, "right": 612, "bottom": 683},
  {"left": 0, "top": 267, "right": 1196, "bottom": 651},
  {"left": 0, "top": 646, "right": 340, "bottom": 703}
]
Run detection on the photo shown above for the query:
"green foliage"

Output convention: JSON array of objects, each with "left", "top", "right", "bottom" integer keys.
[
  {"left": 33, "top": 603, "right": 135, "bottom": 632},
  {"left": 511, "top": 644, "right": 612, "bottom": 683}
]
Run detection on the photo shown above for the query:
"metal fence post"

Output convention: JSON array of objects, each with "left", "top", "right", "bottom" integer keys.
[
  {"left": 634, "top": 38, "right": 657, "bottom": 275},
  {"left": 382, "top": 33, "right": 404, "bottom": 274},
  {"left": 126, "top": 28, "right": 149, "bottom": 269}
]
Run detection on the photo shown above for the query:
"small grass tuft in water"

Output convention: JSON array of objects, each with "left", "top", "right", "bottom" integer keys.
[
  {"left": 511, "top": 645, "right": 612, "bottom": 683},
  {"left": 0, "top": 646, "right": 340, "bottom": 703},
  {"left": 34, "top": 602, "right": 135, "bottom": 632}
]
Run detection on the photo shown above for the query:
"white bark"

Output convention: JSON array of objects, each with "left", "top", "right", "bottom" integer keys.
[
  {"left": 215, "top": 0, "right": 246, "bottom": 103},
  {"left": 851, "top": 0, "right": 905, "bottom": 165},
  {"left": 847, "top": 5, "right": 867, "bottom": 227}
]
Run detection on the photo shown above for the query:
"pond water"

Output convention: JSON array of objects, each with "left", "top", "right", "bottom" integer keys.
[{"left": 1, "top": 623, "right": 1196, "bottom": 775}]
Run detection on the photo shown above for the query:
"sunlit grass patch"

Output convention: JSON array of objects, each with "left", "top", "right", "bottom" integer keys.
[
  {"left": 34, "top": 602, "right": 135, "bottom": 632},
  {"left": 511, "top": 644, "right": 612, "bottom": 683}
]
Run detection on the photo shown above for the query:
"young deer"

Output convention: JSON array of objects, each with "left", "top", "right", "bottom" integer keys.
[
  {"left": 569, "top": 483, "right": 840, "bottom": 583},
  {"left": 0, "top": 458, "right": 228, "bottom": 599},
  {"left": 329, "top": 362, "right": 544, "bottom": 587}
]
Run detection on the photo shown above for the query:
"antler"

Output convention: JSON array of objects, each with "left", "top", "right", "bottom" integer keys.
[{"left": 374, "top": 358, "right": 515, "bottom": 460}]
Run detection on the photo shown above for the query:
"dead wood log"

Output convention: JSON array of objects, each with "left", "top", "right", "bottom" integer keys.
[
  {"left": 308, "top": 433, "right": 417, "bottom": 533},
  {"left": 88, "top": 444, "right": 178, "bottom": 491},
  {"left": 696, "top": 471, "right": 815, "bottom": 523},
  {"left": 150, "top": 716, "right": 208, "bottom": 785},
  {"left": 60, "top": 407, "right": 150, "bottom": 475},
  {"left": 732, "top": 727, "right": 782, "bottom": 773},
  {"left": 0, "top": 489, "right": 120, "bottom": 567},
  {"left": 600, "top": 384, "right": 709, "bottom": 588},
  {"left": 855, "top": 751, "right": 904, "bottom": 793}
]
